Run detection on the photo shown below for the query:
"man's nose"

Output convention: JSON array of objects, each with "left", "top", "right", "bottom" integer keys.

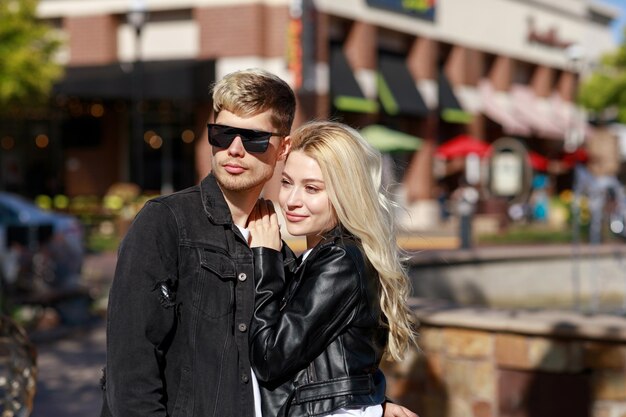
[{"left": 227, "top": 135, "right": 246, "bottom": 156}]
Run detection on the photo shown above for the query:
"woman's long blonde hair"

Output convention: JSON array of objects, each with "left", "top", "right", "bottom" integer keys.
[{"left": 289, "top": 120, "right": 417, "bottom": 361}]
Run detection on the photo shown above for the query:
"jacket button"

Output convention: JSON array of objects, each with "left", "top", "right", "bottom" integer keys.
[
  {"left": 238, "top": 323, "right": 247, "bottom": 332},
  {"left": 238, "top": 273, "right": 247, "bottom": 282},
  {"left": 241, "top": 374, "right": 249, "bottom": 383}
]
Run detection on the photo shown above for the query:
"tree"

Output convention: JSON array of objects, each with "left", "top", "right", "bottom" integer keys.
[
  {"left": 578, "top": 28, "right": 626, "bottom": 123},
  {"left": 0, "top": 0, "right": 63, "bottom": 114}
]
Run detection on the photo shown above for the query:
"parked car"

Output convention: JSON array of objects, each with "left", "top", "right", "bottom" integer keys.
[{"left": 0, "top": 192, "right": 85, "bottom": 295}]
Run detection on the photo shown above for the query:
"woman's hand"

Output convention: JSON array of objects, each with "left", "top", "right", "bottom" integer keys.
[
  {"left": 383, "top": 402, "right": 419, "bottom": 417},
  {"left": 248, "top": 198, "right": 282, "bottom": 251}
]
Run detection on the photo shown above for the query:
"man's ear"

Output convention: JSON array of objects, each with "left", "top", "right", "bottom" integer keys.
[{"left": 278, "top": 135, "right": 292, "bottom": 161}]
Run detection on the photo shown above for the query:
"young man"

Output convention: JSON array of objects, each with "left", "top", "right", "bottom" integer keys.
[
  {"left": 100, "top": 68, "right": 417, "bottom": 417},
  {"left": 100, "top": 68, "right": 295, "bottom": 417}
]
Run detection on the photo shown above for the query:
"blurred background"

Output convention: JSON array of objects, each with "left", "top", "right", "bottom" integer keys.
[{"left": 2, "top": 0, "right": 626, "bottom": 416}]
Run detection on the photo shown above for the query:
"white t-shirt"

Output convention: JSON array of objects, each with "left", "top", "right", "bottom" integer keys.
[{"left": 234, "top": 225, "right": 263, "bottom": 417}]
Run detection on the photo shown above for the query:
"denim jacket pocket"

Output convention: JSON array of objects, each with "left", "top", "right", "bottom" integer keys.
[{"left": 196, "top": 249, "right": 236, "bottom": 319}]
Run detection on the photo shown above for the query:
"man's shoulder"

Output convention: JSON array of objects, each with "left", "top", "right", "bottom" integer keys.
[{"left": 150, "top": 184, "right": 202, "bottom": 206}]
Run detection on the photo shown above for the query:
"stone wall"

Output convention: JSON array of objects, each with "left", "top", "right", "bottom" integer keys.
[
  {"left": 382, "top": 303, "right": 626, "bottom": 417},
  {"left": 408, "top": 244, "right": 626, "bottom": 312}
]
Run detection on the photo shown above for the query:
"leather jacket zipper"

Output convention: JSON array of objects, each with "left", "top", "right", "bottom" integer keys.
[{"left": 307, "top": 363, "right": 317, "bottom": 383}]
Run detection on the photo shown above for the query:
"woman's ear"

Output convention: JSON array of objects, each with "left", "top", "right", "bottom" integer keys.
[{"left": 278, "top": 136, "right": 292, "bottom": 161}]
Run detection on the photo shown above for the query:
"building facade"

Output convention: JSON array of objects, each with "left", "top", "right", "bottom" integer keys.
[{"left": 0, "top": 0, "right": 619, "bottom": 226}]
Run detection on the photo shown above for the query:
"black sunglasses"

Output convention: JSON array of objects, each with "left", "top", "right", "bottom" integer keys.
[{"left": 207, "top": 123, "right": 286, "bottom": 153}]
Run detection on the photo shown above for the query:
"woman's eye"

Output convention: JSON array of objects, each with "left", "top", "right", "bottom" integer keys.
[
  {"left": 280, "top": 178, "right": 292, "bottom": 186},
  {"left": 305, "top": 186, "right": 319, "bottom": 193}
]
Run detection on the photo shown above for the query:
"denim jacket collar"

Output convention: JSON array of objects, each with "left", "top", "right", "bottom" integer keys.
[{"left": 199, "top": 174, "right": 233, "bottom": 226}]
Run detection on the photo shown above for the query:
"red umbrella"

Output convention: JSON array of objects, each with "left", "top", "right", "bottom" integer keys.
[
  {"left": 528, "top": 151, "right": 549, "bottom": 171},
  {"left": 436, "top": 134, "right": 491, "bottom": 159},
  {"left": 562, "top": 148, "right": 588, "bottom": 168}
]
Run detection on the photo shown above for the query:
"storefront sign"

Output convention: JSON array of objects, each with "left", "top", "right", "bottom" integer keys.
[
  {"left": 526, "top": 17, "right": 573, "bottom": 49},
  {"left": 366, "top": 0, "right": 436, "bottom": 20},
  {"left": 288, "top": 0, "right": 316, "bottom": 92},
  {"left": 491, "top": 152, "right": 523, "bottom": 196},
  {"left": 287, "top": 17, "right": 303, "bottom": 90},
  {"left": 488, "top": 137, "right": 532, "bottom": 203}
]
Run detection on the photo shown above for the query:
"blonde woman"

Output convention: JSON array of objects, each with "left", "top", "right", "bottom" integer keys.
[{"left": 247, "top": 121, "right": 418, "bottom": 417}]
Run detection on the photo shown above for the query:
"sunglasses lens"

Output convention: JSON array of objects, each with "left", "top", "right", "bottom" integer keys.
[{"left": 208, "top": 125, "right": 272, "bottom": 153}]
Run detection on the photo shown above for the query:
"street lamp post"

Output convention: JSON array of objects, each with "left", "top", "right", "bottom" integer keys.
[
  {"left": 565, "top": 43, "right": 584, "bottom": 153},
  {"left": 128, "top": 0, "right": 147, "bottom": 189}
]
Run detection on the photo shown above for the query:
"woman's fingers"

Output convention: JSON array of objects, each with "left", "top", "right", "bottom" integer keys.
[
  {"left": 248, "top": 199, "right": 281, "bottom": 250},
  {"left": 266, "top": 200, "right": 279, "bottom": 229}
]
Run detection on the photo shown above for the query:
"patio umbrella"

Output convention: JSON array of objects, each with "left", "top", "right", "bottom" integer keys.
[
  {"left": 436, "top": 134, "right": 491, "bottom": 159},
  {"left": 562, "top": 148, "right": 588, "bottom": 169},
  {"left": 359, "top": 124, "right": 423, "bottom": 152},
  {"left": 528, "top": 151, "right": 549, "bottom": 171}
]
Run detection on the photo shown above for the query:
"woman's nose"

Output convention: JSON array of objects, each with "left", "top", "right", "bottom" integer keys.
[{"left": 286, "top": 188, "right": 303, "bottom": 208}]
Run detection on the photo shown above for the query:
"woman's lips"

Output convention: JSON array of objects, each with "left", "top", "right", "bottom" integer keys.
[{"left": 285, "top": 212, "right": 307, "bottom": 222}]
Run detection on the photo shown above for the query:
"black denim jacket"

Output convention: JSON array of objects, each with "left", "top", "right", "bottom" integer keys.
[
  {"left": 100, "top": 174, "right": 260, "bottom": 417},
  {"left": 250, "top": 229, "right": 388, "bottom": 417}
]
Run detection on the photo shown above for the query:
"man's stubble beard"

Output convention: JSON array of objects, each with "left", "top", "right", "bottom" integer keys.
[{"left": 213, "top": 165, "right": 274, "bottom": 193}]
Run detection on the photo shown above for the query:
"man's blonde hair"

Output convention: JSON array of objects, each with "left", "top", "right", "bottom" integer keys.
[
  {"left": 289, "top": 120, "right": 418, "bottom": 361},
  {"left": 211, "top": 68, "right": 296, "bottom": 134}
]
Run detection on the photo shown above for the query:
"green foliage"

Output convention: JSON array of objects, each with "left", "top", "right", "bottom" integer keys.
[
  {"left": 0, "top": 0, "right": 63, "bottom": 113},
  {"left": 577, "top": 25, "right": 626, "bottom": 123},
  {"left": 578, "top": 73, "right": 624, "bottom": 113}
]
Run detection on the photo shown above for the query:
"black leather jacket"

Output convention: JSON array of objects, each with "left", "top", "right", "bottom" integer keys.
[{"left": 250, "top": 228, "right": 388, "bottom": 417}]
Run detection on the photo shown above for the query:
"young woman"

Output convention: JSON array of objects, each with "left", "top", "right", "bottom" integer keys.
[{"left": 247, "top": 121, "right": 418, "bottom": 417}]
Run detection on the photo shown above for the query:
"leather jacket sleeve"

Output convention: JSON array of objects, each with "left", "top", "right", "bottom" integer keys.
[
  {"left": 104, "top": 201, "right": 179, "bottom": 417},
  {"left": 250, "top": 243, "right": 364, "bottom": 383}
]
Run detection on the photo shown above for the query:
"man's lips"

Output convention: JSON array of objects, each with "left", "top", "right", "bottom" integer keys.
[
  {"left": 285, "top": 212, "right": 307, "bottom": 222},
  {"left": 223, "top": 163, "right": 246, "bottom": 174}
]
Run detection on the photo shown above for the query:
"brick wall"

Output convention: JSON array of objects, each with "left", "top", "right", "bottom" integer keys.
[
  {"left": 407, "top": 37, "right": 437, "bottom": 81},
  {"left": 383, "top": 319, "right": 626, "bottom": 417},
  {"left": 64, "top": 15, "right": 118, "bottom": 65},
  {"left": 489, "top": 56, "right": 513, "bottom": 91},
  {"left": 196, "top": 4, "right": 289, "bottom": 59},
  {"left": 344, "top": 21, "right": 376, "bottom": 70},
  {"left": 531, "top": 66, "right": 555, "bottom": 98}
]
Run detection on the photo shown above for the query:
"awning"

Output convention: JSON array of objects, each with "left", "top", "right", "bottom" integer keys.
[
  {"left": 511, "top": 85, "right": 563, "bottom": 140},
  {"left": 438, "top": 69, "right": 472, "bottom": 124},
  {"left": 436, "top": 134, "right": 490, "bottom": 159},
  {"left": 53, "top": 59, "right": 215, "bottom": 101},
  {"left": 479, "top": 80, "right": 532, "bottom": 136},
  {"left": 549, "top": 94, "right": 589, "bottom": 143},
  {"left": 360, "top": 124, "right": 422, "bottom": 152},
  {"left": 377, "top": 53, "right": 429, "bottom": 117},
  {"left": 330, "top": 46, "right": 378, "bottom": 113}
]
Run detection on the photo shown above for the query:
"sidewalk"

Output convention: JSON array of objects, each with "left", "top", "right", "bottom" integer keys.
[
  {"left": 31, "top": 320, "right": 106, "bottom": 417},
  {"left": 30, "top": 252, "right": 115, "bottom": 417}
]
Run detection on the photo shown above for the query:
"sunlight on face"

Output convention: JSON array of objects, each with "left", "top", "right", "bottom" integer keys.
[
  {"left": 279, "top": 151, "right": 337, "bottom": 248},
  {"left": 211, "top": 110, "right": 286, "bottom": 193}
]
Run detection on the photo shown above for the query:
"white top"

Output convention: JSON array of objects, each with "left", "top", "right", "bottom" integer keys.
[
  {"left": 234, "top": 225, "right": 263, "bottom": 417},
  {"left": 328, "top": 405, "right": 383, "bottom": 417}
]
